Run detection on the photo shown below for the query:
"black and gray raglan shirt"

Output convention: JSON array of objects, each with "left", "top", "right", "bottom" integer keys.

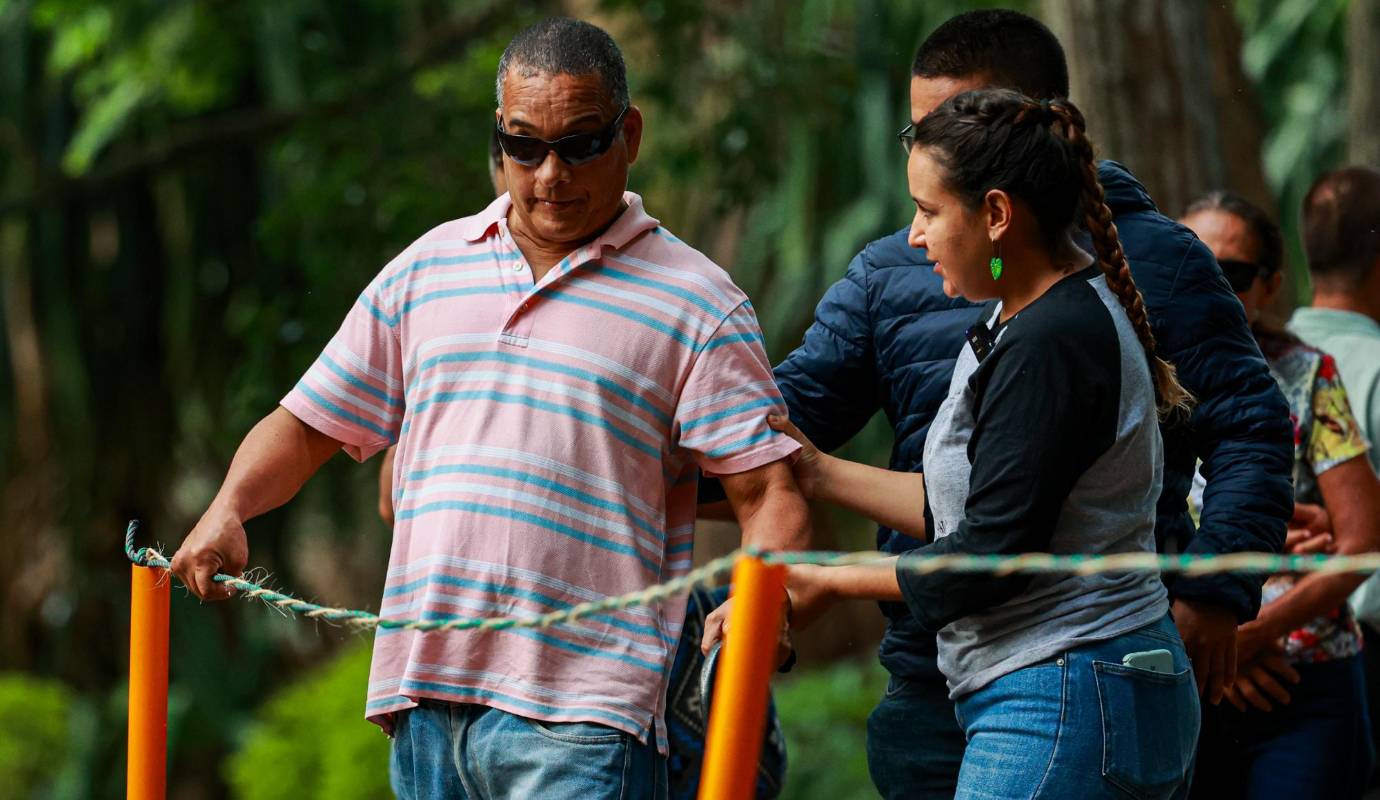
[{"left": 898, "top": 265, "right": 1170, "bottom": 698}]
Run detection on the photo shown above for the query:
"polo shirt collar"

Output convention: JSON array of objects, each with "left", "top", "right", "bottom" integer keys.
[
  {"left": 1290, "top": 307, "right": 1380, "bottom": 339},
  {"left": 456, "top": 193, "right": 513, "bottom": 242},
  {"left": 456, "top": 191, "right": 661, "bottom": 261}
]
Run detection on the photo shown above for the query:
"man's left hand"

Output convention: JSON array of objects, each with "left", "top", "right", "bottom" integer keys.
[{"left": 701, "top": 595, "right": 793, "bottom": 669}]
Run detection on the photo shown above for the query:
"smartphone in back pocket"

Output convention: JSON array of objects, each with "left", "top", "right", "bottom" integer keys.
[{"left": 1122, "top": 649, "right": 1174, "bottom": 674}]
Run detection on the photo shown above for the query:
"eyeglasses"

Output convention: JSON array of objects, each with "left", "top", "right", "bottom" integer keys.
[
  {"left": 1217, "top": 258, "right": 1266, "bottom": 293},
  {"left": 897, "top": 122, "right": 917, "bottom": 155},
  {"left": 496, "top": 108, "right": 629, "bottom": 167}
]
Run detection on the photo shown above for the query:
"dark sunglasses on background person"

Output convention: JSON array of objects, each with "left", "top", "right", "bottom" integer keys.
[
  {"left": 1217, "top": 258, "right": 1267, "bottom": 293},
  {"left": 496, "top": 107, "right": 629, "bottom": 167}
]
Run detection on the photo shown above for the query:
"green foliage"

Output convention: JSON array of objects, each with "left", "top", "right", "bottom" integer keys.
[
  {"left": 775, "top": 660, "right": 888, "bottom": 800},
  {"left": 225, "top": 643, "right": 390, "bottom": 800},
  {"left": 33, "top": 0, "right": 245, "bottom": 173},
  {"left": 0, "top": 673, "right": 74, "bottom": 798},
  {"left": 1235, "top": 0, "right": 1351, "bottom": 301}
]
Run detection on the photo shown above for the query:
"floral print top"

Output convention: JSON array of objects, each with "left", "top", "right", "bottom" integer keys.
[{"left": 1192, "top": 334, "right": 1370, "bottom": 663}]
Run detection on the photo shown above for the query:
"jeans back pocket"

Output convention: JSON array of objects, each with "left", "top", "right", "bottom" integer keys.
[{"left": 1093, "top": 661, "right": 1199, "bottom": 800}]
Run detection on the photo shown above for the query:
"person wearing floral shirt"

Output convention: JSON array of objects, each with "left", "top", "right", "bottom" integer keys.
[
  {"left": 1183, "top": 192, "right": 1380, "bottom": 799},
  {"left": 1254, "top": 345, "right": 1368, "bottom": 662}
]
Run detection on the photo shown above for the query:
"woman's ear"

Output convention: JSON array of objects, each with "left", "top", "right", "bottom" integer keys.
[{"left": 985, "top": 189, "right": 1013, "bottom": 241}]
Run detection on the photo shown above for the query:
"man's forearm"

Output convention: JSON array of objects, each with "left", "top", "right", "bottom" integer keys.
[
  {"left": 697, "top": 499, "right": 735, "bottom": 522},
  {"left": 1247, "top": 573, "right": 1368, "bottom": 644},
  {"left": 721, "top": 460, "right": 812, "bottom": 552},
  {"left": 174, "top": 406, "right": 344, "bottom": 600},
  {"left": 738, "top": 484, "right": 812, "bottom": 552},
  {"left": 210, "top": 406, "right": 342, "bottom": 521}
]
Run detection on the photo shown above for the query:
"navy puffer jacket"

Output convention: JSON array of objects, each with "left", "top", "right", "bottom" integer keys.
[{"left": 748, "top": 161, "right": 1293, "bottom": 679}]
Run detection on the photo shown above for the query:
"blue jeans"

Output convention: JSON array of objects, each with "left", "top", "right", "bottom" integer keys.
[
  {"left": 953, "top": 614, "right": 1200, "bottom": 799},
  {"left": 389, "top": 701, "right": 668, "bottom": 799},
  {"left": 866, "top": 671, "right": 967, "bottom": 799},
  {"left": 1190, "top": 654, "right": 1373, "bottom": 799}
]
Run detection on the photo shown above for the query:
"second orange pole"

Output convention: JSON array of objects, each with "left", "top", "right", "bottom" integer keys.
[{"left": 698, "top": 555, "right": 787, "bottom": 800}]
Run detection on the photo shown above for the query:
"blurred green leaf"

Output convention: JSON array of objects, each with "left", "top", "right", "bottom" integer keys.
[
  {"left": 0, "top": 673, "right": 74, "bottom": 797},
  {"left": 226, "top": 644, "right": 390, "bottom": 800},
  {"left": 775, "top": 660, "right": 887, "bottom": 799},
  {"left": 61, "top": 78, "right": 144, "bottom": 174},
  {"left": 44, "top": 4, "right": 111, "bottom": 74}
]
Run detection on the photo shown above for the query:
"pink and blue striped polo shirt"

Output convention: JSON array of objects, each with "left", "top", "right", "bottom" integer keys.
[{"left": 281, "top": 192, "right": 799, "bottom": 752}]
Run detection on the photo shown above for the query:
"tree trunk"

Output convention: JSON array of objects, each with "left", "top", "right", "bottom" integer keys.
[
  {"left": 0, "top": 216, "right": 59, "bottom": 669},
  {"left": 1349, "top": 0, "right": 1380, "bottom": 168},
  {"left": 1040, "top": 0, "right": 1296, "bottom": 311},
  {"left": 1040, "top": 0, "right": 1271, "bottom": 216}
]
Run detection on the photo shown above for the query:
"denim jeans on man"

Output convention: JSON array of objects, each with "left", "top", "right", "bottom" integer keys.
[
  {"left": 951, "top": 614, "right": 1199, "bottom": 799},
  {"left": 1190, "top": 655, "right": 1373, "bottom": 800},
  {"left": 390, "top": 700, "right": 667, "bottom": 799},
  {"left": 866, "top": 673, "right": 966, "bottom": 798}
]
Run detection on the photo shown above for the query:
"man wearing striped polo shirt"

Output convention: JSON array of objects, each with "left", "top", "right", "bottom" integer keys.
[{"left": 171, "top": 17, "right": 809, "bottom": 799}]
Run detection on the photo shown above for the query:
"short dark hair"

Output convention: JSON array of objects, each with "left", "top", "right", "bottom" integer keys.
[
  {"left": 912, "top": 10, "right": 1070, "bottom": 101},
  {"left": 1183, "top": 191, "right": 1284, "bottom": 277},
  {"left": 496, "top": 17, "right": 629, "bottom": 111},
  {"left": 1302, "top": 166, "right": 1380, "bottom": 286}
]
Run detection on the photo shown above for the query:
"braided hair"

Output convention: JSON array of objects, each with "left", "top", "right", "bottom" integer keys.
[{"left": 914, "top": 89, "right": 1193, "bottom": 419}]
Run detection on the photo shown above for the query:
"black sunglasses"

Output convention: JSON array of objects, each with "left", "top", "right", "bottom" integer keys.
[
  {"left": 1217, "top": 258, "right": 1265, "bottom": 293},
  {"left": 897, "top": 122, "right": 917, "bottom": 155},
  {"left": 496, "top": 108, "right": 629, "bottom": 167}
]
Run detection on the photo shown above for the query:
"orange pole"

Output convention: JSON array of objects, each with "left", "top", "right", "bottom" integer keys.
[
  {"left": 699, "top": 555, "right": 786, "bottom": 800},
  {"left": 128, "top": 565, "right": 169, "bottom": 800}
]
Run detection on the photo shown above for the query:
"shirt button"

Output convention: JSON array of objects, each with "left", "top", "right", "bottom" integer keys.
[{"left": 513, "top": 262, "right": 524, "bottom": 272}]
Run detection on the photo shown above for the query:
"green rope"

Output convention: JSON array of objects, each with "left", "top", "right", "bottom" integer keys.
[
  {"left": 125, "top": 520, "right": 738, "bottom": 631},
  {"left": 125, "top": 520, "right": 1380, "bottom": 633}
]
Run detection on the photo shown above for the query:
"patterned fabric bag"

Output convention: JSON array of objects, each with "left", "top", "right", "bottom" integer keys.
[{"left": 665, "top": 585, "right": 788, "bottom": 799}]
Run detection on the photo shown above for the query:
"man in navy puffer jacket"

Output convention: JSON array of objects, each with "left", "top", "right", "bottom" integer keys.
[{"left": 704, "top": 10, "right": 1293, "bottom": 798}]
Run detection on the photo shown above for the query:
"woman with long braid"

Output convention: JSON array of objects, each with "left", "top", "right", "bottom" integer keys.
[{"left": 771, "top": 89, "right": 1199, "bottom": 797}]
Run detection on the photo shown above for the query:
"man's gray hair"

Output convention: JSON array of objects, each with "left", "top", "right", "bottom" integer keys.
[{"left": 495, "top": 17, "right": 629, "bottom": 112}]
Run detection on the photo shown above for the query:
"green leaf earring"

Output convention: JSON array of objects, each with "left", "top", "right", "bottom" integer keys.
[{"left": 990, "top": 240, "right": 1003, "bottom": 280}]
